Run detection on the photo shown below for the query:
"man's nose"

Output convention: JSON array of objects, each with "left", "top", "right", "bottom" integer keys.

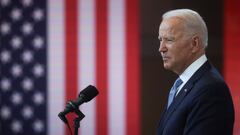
[{"left": 159, "top": 41, "right": 166, "bottom": 52}]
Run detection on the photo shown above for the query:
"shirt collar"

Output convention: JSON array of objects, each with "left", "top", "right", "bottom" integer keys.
[{"left": 179, "top": 54, "right": 207, "bottom": 84}]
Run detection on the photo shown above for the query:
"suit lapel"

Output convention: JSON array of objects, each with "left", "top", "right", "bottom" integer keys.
[{"left": 158, "top": 61, "right": 212, "bottom": 134}]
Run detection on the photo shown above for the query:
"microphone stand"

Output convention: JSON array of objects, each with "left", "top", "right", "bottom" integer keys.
[{"left": 73, "top": 109, "right": 85, "bottom": 135}]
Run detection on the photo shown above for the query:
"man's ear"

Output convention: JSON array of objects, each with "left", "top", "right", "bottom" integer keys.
[{"left": 191, "top": 35, "right": 201, "bottom": 53}]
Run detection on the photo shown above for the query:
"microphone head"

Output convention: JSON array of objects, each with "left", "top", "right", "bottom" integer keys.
[{"left": 79, "top": 85, "right": 99, "bottom": 102}]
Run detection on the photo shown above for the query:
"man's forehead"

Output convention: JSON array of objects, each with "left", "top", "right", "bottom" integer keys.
[
  {"left": 159, "top": 22, "right": 175, "bottom": 36},
  {"left": 159, "top": 18, "right": 185, "bottom": 34},
  {"left": 160, "top": 18, "right": 182, "bottom": 29}
]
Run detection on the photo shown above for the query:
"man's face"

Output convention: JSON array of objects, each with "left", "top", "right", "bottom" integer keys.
[{"left": 158, "top": 17, "right": 193, "bottom": 74}]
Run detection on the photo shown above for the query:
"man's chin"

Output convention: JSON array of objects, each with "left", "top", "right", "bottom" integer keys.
[
  {"left": 163, "top": 63, "right": 171, "bottom": 70},
  {"left": 163, "top": 61, "right": 174, "bottom": 70}
]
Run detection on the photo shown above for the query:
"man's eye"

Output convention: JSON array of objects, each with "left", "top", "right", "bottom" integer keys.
[{"left": 166, "top": 38, "right": 173, "bottom": 42}]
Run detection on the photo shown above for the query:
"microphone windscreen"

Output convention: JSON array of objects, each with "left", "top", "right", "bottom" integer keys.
[{"left": 80, "top": 85, "right": 99, "bottom": 102}]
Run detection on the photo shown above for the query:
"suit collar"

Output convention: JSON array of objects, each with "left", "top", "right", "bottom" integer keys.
[{"left": 178, "top": 55, "right": 207, "bottom": 93}]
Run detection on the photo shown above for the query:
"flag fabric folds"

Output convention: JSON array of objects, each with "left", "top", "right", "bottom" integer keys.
[{"left": 0, "top": 0, "right": 140, "bottom": 135}]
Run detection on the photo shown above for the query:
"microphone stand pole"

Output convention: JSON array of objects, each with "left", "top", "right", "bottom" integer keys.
[{"left": 74, "top": 109, "right": 85, "bottom": 135}]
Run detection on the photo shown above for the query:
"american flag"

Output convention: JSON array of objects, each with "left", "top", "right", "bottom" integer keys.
[{"left": 0, "top": 0, "right": 140, "bottom": 135}]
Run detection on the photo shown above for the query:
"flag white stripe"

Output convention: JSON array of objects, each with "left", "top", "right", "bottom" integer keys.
[
  {"left": 78, "top": 0, "right": 96, "bottom": 135},
  {"left": 108, "top": 0, "right": 126, "bottom": 134},
  {"left": 47, "top": 0, "right": 65, "bottom": 135}
]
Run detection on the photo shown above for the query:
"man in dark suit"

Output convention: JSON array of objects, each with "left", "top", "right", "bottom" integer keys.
[{"left": 157, "top": 9, "right": 234, "bottom": 135}]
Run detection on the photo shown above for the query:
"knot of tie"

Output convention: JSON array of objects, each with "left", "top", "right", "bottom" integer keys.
[{"left": 167, "top": 78, "right": 183, "bottom": 108}]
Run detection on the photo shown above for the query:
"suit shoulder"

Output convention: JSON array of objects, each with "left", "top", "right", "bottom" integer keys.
[
  {"left": 192, "top": 67, "right": 231, "bottom": 99},
  {"left": 198, "top": 66, "right": 227, "bottom": 87}
]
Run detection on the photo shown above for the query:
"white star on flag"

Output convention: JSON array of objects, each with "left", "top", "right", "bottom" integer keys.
[
  {"left": 11, "top": 120, "right": 22, "bottom": 133},
  {"left": 33, "top": 92, "right": 44, "bottom": 105},
  {"left": 33, "top": 9, "right": 44, "bottom": 21},
  {"left": 0, "top": 22, "right": 11, "bottom": 35},
  {"left": 11, "top": 36, "right": 22, "bottom": 49},
  {"left": 11, "top": 8, "right": 22, "bottom": 21},
  {"left": 1, "top": 50, "right": 11, "bottom": 63},
  {"left": 22, "top": 78, "right": 33, "bottom": 91},
  {"left": 11, "top": 64, "right": 23, "bottom": 77},
  {"left": 22, "top": 22, "right": 33, "bottom": 35},
  {"left": 22, "top": 50, "right": 33, "bottom": 63},
  {"left": 33, "top": 64, "right": 44, "bottom": 77},
  {"left": 33, "top": 120, "right": 44, "bottom": 133},
  {"left": 0, "top": 78, "right": 11, "bottom": 92},
  {"left": 0, "top": 106, "right": 11, "bottom": 119},
  {"left": 22, "top": 106, "right": 33, "bottom": 119},
  {"left": 33, "top": 36, "right": 44, "bottom": 49},
  {"left": 0, "top": 0, "right": 10, "bottom": 7},
  {"left": 21, "top": 0, "right": 32, "bottom": 7},
  {"left": 11, "top": 92, "right": 23, "bottom": 105}
]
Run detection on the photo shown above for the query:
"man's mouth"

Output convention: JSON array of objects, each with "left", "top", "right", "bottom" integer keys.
[{"left": 162, "top": 56, "right": 169, "bottom": 61}]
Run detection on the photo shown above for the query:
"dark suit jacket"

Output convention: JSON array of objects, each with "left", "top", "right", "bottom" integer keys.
[{"left": 157, "top": 61, "right": 235, "bottom": 135}]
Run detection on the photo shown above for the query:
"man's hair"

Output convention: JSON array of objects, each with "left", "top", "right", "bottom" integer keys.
[{"left": 162, "top": 9, "right": 208, "bottom": 48}]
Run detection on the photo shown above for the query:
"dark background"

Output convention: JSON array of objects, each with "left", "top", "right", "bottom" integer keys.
[{"left": 140, "top": 0, "right": 223, "bottom": 134}]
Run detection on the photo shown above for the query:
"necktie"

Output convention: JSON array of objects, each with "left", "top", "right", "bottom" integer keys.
[{"left": 167, "top": 78, "right": 183, "bottom": 108}]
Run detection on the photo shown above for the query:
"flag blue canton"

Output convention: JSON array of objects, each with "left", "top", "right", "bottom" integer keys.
[{"left": 0, "top": 0, "right": 47, "bottom": 135}]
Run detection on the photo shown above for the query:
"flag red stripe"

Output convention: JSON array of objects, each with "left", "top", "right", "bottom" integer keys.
[
  {"left": 65, "top": 0, "right": 78, "bottom": 135},
  {"left": 126, "top": 0, "right": 140, "bottom": 134},
  {"left": 224, "top": 0, "right": 240, "bottom": 134},
  {"left": 96, "top": 0, "right": 108, "bottom": 134}
]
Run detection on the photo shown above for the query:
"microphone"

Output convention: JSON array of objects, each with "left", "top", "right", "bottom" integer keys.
[{"left": 58, "top": 85, "right": 99, "bottom": 123}]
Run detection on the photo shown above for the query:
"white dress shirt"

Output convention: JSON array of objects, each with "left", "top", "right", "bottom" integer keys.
[{"left": 176, "top": 54, "right": 207, "bottom": 95}]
